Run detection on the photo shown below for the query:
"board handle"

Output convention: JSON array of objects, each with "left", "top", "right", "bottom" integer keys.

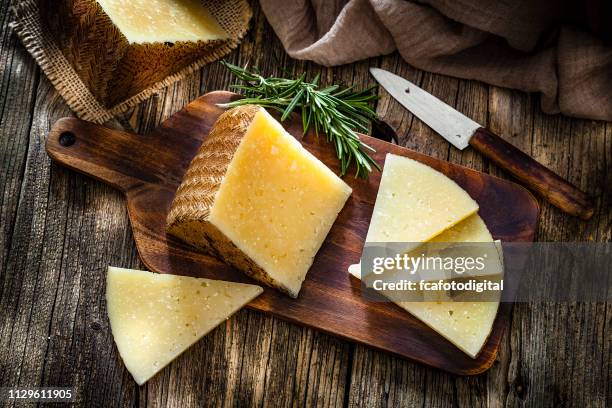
[
  {"left": 46, "top": 117, "right": 171, "bottom": 193},
  {"left": 469, "top": 127, "right": 594, "bottom": 220}
]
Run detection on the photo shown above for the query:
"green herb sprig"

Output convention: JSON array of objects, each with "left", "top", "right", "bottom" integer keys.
[{"left": 219, "top": 61, "right": 381, "bottom": 178}]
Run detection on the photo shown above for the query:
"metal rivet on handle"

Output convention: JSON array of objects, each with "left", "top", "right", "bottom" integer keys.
[{"left": 59, "top": 131, "right": 76, "bottom": 147}]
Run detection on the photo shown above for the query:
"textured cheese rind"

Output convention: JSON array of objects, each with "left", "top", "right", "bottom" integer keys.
[
  {"left": 106, "top": 267, "right": 262, "bottom": 385},
  {"left": 168, "top": 106, "right": 352, "bottom": 298},
  {"left": 366, "top": 154, "right": 479, "bottom": 243},
  {"left": 167, "top": 106, "right": 280, "bottom": 289},
  {"left": 40, "top": 0, "right": 247, "bottom": 107}
]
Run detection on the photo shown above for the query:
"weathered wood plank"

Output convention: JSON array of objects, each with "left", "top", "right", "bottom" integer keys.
[
  {"left": 0, "top": 0, "right": 39, "bottom": 285},
  {"left": 0, "top": 0, "right": 609, "bottom": 406},
  {"left": 2, "top": 76, "right": 139, "bottom": 406},
  {"left": 484, "top": 85, "right": 535, "bottom": 408},
  {"left": 503, "top": 104, "right": 610, "bottom": 407}
]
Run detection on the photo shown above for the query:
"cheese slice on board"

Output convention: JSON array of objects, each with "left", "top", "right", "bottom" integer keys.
[
  {"left": 366, "top": 154, "right": 479, "bottom": 244},
  {"left": 106, "top": 267, "right": 262, "bottom": 385},
  {"left": 41, "top": 0, "right": 244, "bottom": 106},
  {"left": 167, "top": 106, "right": 352, "bottom": 298},
  {"left": 349, "top": 215, "right": 502, "bottom": 280},
  {"left": 418, "top": 215, "right": 503, "bottom": 280},
  {"left": 429, "top": 213, "right": 492, "bottom": 243},
  {"left": 349, "top": 264, "right": 500, "bottom": 358},
  {"left": 352, "top": 154, "right": 500, "bottom": 357}
]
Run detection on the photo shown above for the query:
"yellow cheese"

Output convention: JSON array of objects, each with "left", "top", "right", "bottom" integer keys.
[
  {"left": 168, "top": 106, "right": 352, "bottom": 298},
  {"left": 349, "top": 264, "right": 500, "bottom": 358},
  {"left": 395, "top": 297, "right": 499, "bottom": 358},
  {"left": 350, "top": 215, "right": 502, "bottom": 280},
  {"left": 96, "top": 0, "right": 227, "bottom": 44},
  {"left": 429, "top": 214, "right": 492, "bottom": 243},
  {"left": 351, "top": 158, "right": 500, "bottom": 358},
  {"left": 420, "top": 215, "right": 502, "bottom": 280},
  {"left": 41, "top": 0, "right": 246, "bottom": 107},
  {"left": 366, "top": 154, "right": 479, "bottom": 244},
  {"left": 106, "top": 267, "right": 262, "bottom": 385}
]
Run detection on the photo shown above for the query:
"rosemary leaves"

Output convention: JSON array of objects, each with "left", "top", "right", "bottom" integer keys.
[{"left": 219, "top": 61, "right": 381, "bottom": 178}]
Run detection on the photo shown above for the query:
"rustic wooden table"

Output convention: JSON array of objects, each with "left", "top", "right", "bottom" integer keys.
[{"left": 1, "top": 2, "right": 610, "bottom": 407}]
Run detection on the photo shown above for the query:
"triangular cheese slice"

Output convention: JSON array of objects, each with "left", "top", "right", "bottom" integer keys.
[
  {"left": 415, "top": 215, "right": 504, "bottom": 281},
  {"left": 349, "top": 264, "right": 500, "bottom": 358},
  {"left": 355, "top": 170, "right": 501, "bottom": 358},
  {"left": 429, "top": 213, "right": 493, "bottom": 243},
  {"left": 106, "top": 267, "right": 263, "bottom": 385},
  {"left": 365, "top": 154, "right": 479, "bottom": 244}
]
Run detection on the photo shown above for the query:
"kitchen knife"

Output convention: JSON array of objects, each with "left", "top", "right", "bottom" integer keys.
[{"left": 370, "top": 68, "right": 594, "bottom": 220}]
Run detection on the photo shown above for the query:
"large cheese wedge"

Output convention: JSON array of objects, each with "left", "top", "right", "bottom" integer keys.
[
  {"left": 106, "top": 267, "right": 262, "bottom": 385},
  {"left": 349, "top": 264, "right": 501, "bottom": 358},
  {"left": 366, "top": 154, "right": 479, "bottom": 244},
  {"left": 167, "top": 106, "right": 353, "bottom": 298},
  {"left": 41, "top": 0, "right": 247, "bottom": 106}
]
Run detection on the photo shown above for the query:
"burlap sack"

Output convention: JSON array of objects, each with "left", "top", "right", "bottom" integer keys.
[{"left": 10, "top": 0, "right": 251, "bottom": 123}]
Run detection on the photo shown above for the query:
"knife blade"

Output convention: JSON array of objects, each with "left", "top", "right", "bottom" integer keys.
[{"left": 370, "top": 68, "right": 594, "bottom": 220}]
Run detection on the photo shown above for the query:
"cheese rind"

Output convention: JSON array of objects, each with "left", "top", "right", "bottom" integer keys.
[
  {"left": 366, "top": 154, "right": 479, "bottom": 243},
  {"left": 168, "top": 106, "right": 352, "bottom": 297},
  {"left": 106, "top": 267, "right": 262, "bottom": 385}
]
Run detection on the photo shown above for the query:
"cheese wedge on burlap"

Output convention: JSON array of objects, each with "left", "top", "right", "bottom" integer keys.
[
  {"left": 106, "top": 267, "right": 262, "bottom": 385},
  {"left": 167, "top": 106, "right": 352, "bottom": 298},
  {"left": 41, "top": 0, "right": 245, "bottom": 107},
  {"left": 366, "top": 153, "right": 479, "bottom": 244}
]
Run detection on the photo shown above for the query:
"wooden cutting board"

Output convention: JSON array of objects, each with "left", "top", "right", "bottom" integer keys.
[{"left": 45, "top": 91, "right": 539, "bottom": 375}]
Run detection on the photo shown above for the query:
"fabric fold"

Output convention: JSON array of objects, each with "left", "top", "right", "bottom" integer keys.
[{"left": 260, "top": 0, "right": 612, "bottom": 121}]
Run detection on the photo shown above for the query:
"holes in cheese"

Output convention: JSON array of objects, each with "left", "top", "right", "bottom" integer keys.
[
  {"left": 395, "top": 296, "right": 500, "bottom": 359},
  {"left": 167, "top": 106, "right": 352, "bottom": 298},
  {"left": 41, "top": 0, "right": 243, "bottom": 107},
  {"left": 366, "top": 153, "right": 479, "bottom": 244},
  {"left": 105, "top": 267, "right": 262, "bottom": 385},
  {"left": 96, "top": 0, "right": 227, "bottom": 44},
  {"left": 349, "top": 255, "right": 501, "bottom": 359},
  {"left": 351, "top": 155, "right": 500, "bottom": 358}
]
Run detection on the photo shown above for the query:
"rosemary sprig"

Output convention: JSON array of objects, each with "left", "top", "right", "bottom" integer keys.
[{"left": 219, "top": 61, "right": 381, "bottom": 178}]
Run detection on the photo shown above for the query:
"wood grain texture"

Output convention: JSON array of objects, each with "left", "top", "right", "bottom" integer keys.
[
  {"left": 470, "top": 127, "right": 594, "bottom": 219},
  {"left": 45, "top": 90, "right": 538, "bottom": 375},
  {"left": 1, "top": 0, "right": 610, "bottom": 406}
]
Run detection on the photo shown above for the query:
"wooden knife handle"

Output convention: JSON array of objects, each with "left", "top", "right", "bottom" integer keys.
[{"left": 469, "top": 127, "right": 594, "bottom": 220}]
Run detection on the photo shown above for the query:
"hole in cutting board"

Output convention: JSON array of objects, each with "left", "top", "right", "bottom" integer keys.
[{"left": 59, "top": 131, "right": 76, "bottom": 147}]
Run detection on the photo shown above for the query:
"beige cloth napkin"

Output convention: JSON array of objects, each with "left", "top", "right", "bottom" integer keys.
[{"left": 260, "top": 0, "right": 612, "bottom": 121}]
